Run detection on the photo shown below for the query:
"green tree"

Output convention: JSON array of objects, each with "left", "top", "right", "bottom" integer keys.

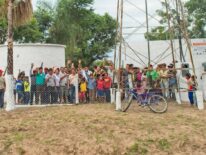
[
  {"left": 145, "top": 1, "right": 178, "bottom": 41},
  {"left": 0, "top": 0, "right": 54, "bottom": 44},
  {"left": 49, "top": 0, "right": 116, "bottom": 66},
  {"left": 146, "top": 0, "right": 206, "bottom": 40},
  {"left": 0, "top": 18, "right": 7, "bottom": 44},
  {"left": 13, "top": 18, "right": 43, "bottom": 43},
  {"left": 1, "top": 0, "right": 33, "bottom": 111},
  {"left": 34, "top": 0, "right": 54, "bottom": 42},
  {"left": 185, "top": 0, "right": 206, "bottom": 38}
]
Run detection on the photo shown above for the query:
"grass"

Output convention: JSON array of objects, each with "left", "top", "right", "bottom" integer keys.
[{"left": 0, "top": 103, "right": 206, "bottom": 154}]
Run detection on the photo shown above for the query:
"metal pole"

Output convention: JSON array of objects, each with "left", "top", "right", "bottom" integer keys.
[
  {"left": 165, "top": 0, "right": 176, "bottom": 67},
  {"left": 179, "top": 0, "right": 196, "bottom": 77},
  {"left": 145, "top": 0, "right": 151, "bottom": 66},
  {"left": 118, "top": 0, "right": 123, "bottom": 91},
  {"left": 113, "top": 0, "right": 120, "bottom": 83},
  {"left": 175, "top": 0, "right": 185, "bottom": 62},
  {"left": 116, "top": 0, "right": 124, "bottom": 111}
]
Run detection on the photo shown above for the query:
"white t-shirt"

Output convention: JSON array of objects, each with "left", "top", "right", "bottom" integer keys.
[
  {"left": 54, "top": 74, "right": 60, "bottom": 87},
  {"left": 69, "top": 74, "right": 76, "bottom": 85},
  {"left": 59, "top": 72, "right": 68, "bottom": 87},
  {"left": 46, "top": 74, "right": 56, "bottom": 87}
]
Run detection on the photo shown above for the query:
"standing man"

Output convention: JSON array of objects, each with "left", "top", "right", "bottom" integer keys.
[
  {"left": 159, "top": 64, "right": 169, "bottom": 98},
  {"left": 30, "top": 63, "right": 37, "bottom": 105},
  {"left": 0, "top": 69, "right": 6, "bottom": 109},
  {"left": 36, "top": 67, "right": 46, "bottom": 104},
  {"left": 54, "top": 68, "right": 61, "bottom": 103},
  {"left": 59, "top": 67, "right": 68, "bottom": 103},
  {"left": 45, "top": 68, "right": 56, "bottom": 104},
  {"left": 68, "top": 69, "right": 76, "bottom": 103},
  {"left": 168, "top": 64, "right": 177, "bottom": 99}
]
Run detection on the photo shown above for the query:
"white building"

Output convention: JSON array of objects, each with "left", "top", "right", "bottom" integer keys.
[{"left": 0, "top": 44, "right": 65, "bottom": 77}]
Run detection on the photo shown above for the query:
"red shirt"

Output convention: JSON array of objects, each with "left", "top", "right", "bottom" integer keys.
[
  {"left": 97, "top": 80, "right": 104, "bottom": 90},
  {"left": 104, "top": 77, "right": 112, "bottom": 89}
]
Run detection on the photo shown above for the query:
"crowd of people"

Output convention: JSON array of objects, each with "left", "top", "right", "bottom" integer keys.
[
  {"left": 0, "top": 60, "right": 198, "bottom": 108},
  {"left": 12, "top": 62, "right": 114, "bottom": 105}
]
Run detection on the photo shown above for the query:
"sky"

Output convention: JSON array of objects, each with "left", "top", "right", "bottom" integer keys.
[{"left": 32, "top": 0, "right": 163, "bottom": 41}]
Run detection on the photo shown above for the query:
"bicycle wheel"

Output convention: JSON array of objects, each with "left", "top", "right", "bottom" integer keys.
[
  {"left": 148, "top": 95, "right": 168, "bottom": 113},
  {"left": 121, "top": 92, "right": 133, "bottom": 112}
]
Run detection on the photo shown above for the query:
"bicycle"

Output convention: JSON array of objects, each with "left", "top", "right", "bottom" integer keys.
[{"left": 121, "top": 88, "right": 168, "bottom": 113}]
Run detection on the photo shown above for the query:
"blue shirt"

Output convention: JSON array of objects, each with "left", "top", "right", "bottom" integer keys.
[
  {"left": 16, "top": 80, "right": 24, "bottom": 91},
  {"left": 87, "top": 78, "right": 96, "bottom": 90}
]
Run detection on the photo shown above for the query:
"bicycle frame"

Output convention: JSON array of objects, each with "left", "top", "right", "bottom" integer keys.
[{"left": 126, "top": 88, "right": 153, "bottom": 105}]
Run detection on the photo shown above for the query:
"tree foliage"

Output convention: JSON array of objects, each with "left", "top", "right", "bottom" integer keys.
[
  {"left": 13, "top": 18, "right": 43, "bottom": 43},
  {"left": 0, "top": 0, "right": 117, "bottom": 66},
  {"left": 146, "top": 0, "right": 206, "bottom": 40},
  {"left": 48, "top": 0, "right": 116, "bottom": 66},
  {"left": 185, "top": 0, "right": 206, "bottom": 38}
]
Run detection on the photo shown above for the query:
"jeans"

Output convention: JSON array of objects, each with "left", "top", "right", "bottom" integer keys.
[
  {"left": 47, "top": 86, "right": 56, "bottom": 104},
  {"left": 88, "top": 89, "right": 95, "bottom": 102},
  {"left": 188, "top": 91, "right": 194, "bottom": 105},
  {"left": 160, "top": 79, "right": 169, "bottom": 98},
  {"left": 169, "top": 78, "right": 177, "bottom": 99},
  {"left": 36, "top": 85, "right": 45, "bottom": 104},
  {"left": 60, "top": 86, "right": 67, "bottom": 103},
  {"left": 69, "top": 85, "right": 75, "bottom": 103},
  {"left": 104, "top": 89, "right": 111, "bottom": 103},
  {"left": 30, "top": 85, "right": 37, "bottom": 104},
  {"left": 24, "top": 92, "right": 30, "bottom": 104},
  {"left": 44, "top": 86, "right": 50, "bottom": 104},
  {"left": 54, "top": 86, "right": 60, "bottom": 103},
  {"left": 0, "top": 90, "right": 4, "bottom": 108}
]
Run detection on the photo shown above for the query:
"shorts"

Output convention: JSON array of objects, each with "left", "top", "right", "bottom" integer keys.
[
  {"left": 97, "top": 90, "right": 104, "bottom": 97},
  {"left": 17, "top": 91, "right": 24, "bottom": 100},
  {"left": 60, "top": 86, "right": 67, "bottom": 97}
]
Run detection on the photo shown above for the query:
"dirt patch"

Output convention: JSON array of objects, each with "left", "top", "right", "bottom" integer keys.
[{"left": 0, "top": 103, "right": 206, "bottom": 155}]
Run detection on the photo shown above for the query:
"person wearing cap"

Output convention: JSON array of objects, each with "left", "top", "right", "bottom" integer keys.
[
  {"left": 0, "top": 69, "right": 6, "bottom": 108},
  {"left": 159, "top": 63, "right": 169, "bottom": 98},
  {"left": 36, "top": 67, "right": 46, "bottom": 104},
  {"left": 146, "top": 65, "right": 159, "bottom": 88},
  {"left": 168, "top": 63, "right": 177, "bottom": 99},
  {"left": 30, "top": 64, "right": 37, "bottom": 105}
]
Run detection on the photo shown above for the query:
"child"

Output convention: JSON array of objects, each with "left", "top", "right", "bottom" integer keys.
[
  {"left": 79, "top": 78, "right": 87, "bottom": 103},
  {"left": 96, "top": 75, "right": 105, "bottom": 102},
  {"left": 23, "top": 76, "right": 30, "bottom": 104},
  {"left": 185, "top": 73, "right": 194, "bottom": 106},
  {"left": 16, "top": 75, "right": 24, "bottom": 104},
  {"left": 87, "top": 74, "right": 96, "bottom": 103}
]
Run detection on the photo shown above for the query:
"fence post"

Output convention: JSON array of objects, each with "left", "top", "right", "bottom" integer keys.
[
  {"left": 75, "top": 74, "right": 79, "bottom": 104},
  {"left": 110, "top": 88, "right": 115, "bottom": 104},
  {"left": 196, "top": 91, "right": 204, "bottom": 110},
  {"left": 175, "top": 90, "right": 181, "bottom": 104},
  {"left": 115, "top": 90, "right": 121, "bottom": 111},
  {"left": 5, "top": 75, "right": 15, "bottom": 111}
]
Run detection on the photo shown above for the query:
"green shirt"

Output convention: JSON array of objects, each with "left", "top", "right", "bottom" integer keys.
[
  {"left": 146, "top": 70, "right": 159, "bottom": 81},
  {"left": 36, "top": 73, "right": 45, "bottom": 85}
]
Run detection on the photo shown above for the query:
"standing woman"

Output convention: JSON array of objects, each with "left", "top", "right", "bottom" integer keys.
[
  {"left": 0, "top": 69, "right": 6, "bottom": 109},
  {"left": 68, "top": 69, "right": 76, "bottom": 103},
  {"left": 54, "top": 68, "right": 61, "bottom": 103}
]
